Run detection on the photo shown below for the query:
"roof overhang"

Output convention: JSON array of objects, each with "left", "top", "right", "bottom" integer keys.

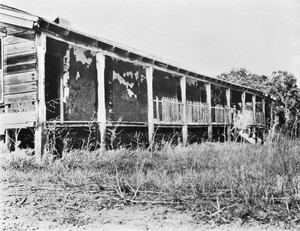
[{"left": 0, "top": 4, "right": 268, "bottom": 98}]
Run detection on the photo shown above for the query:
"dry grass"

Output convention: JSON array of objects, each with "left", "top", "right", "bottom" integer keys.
[{"left": 1, "top": 135, "right": 300, "bottom": 226}]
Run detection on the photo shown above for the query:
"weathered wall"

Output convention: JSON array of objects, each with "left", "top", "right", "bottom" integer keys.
[
  {"left": 2, "top": 30, "right": 37, "bottom": 109},
  {"left": 153, "top": 69, "right": 181, "bottom": 100},
  {"left": 63, "top": 45, "right": 97, "bottom": 121},
  {"left": 0, "top": 30, "right": 37, "bottom": 131},
  {"left": 105, "top": 56, "right": 147, "bottom": 122}
]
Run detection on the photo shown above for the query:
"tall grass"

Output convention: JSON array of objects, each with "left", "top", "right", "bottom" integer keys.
[{"left": 1, "top": 134, "right": 300, "bottom": 224}]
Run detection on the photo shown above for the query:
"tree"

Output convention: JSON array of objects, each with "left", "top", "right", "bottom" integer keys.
[{"left": 268, "top": 71, "right": 300, "bottom": 136}]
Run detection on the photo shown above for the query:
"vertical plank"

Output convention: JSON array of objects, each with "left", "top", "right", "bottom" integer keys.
[
  {"left": 35, "top": 32, "right": 46, "bottom": 164},
  {"left": 226, "top": 88, "right": 231, "bottom": 141},
  {"left": 146, "top": 66, "right": 154, "bottom": 144},
  {"left": 96, "top": 52, "right": 106, "bottom": 150},
  {"left": 180, "top": 75, "right": 187, "bottom": 145},
  {"left": 206, "top": 83, "right": 212, "bottom": 141}
]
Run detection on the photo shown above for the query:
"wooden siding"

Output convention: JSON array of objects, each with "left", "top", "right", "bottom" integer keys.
[{"left": 1, "top": 30, "right": 37, "bottom": 129}]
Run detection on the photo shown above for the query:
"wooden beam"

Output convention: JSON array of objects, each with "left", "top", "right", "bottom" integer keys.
[
  {"left": 35, "top": 32, "right": 46, "bottom": 164},
  {"left": 180, "top": 75, "right": 187, "bottom": 145},
  {"left": 96, "top": 52, "right": 106, "bottom": 150},
  {"left": 146, "top": 66, "right": 154, "bottom": 145},
  {"left": 206, "top": 83, "right": 212, "bottom": 141}
]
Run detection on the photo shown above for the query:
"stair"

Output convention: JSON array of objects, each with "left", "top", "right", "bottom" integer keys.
[{"left": 238, "top": 130, "right": 262, "bottom": 144}]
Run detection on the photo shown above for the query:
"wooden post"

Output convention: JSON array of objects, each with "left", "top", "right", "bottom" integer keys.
[
  {"left": 146, "top": 66, "right": 154, "bottom": 144},
  {"left": 241, "top": 91, "right": 246, "bottom": 112},
  {"left": 180, "top": 75, "right": 187, "bottom": 145},
  {"left": 96, "top": 52, "right": 106, "bottom": 150},
  {"left": 252, "top": 94, "right": 256, "bottom": 125},
  {"left": 35, "top": 32, "right": 46, "bottom": 164},
  {"left": 252, "top": 94, "right": 256, "bottom": 141},
  {"left": 206, "top": 83, "right": 212, "bottom": 141},
  {"left": 226, "top": 88, "right": 231, "bottom": 141}
]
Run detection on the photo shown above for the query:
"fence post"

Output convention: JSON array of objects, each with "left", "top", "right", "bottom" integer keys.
[
  {"left": 146, "top": 66, "right": 154, "bottom": 144},
  {"left": 206, "top": 83, "right": 212, "bottom": 141},
  {"left": 180, "top": 76, "right": 187, "bottom": 145}
]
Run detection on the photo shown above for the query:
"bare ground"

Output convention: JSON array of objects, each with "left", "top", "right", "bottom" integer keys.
[{"left": 1, "top": 180, "right": 298, "bottom": 231}]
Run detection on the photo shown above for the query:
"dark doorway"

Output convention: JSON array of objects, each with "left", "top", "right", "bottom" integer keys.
[{"left": 45, "top": 53, "right": 61, "bottom": 120}]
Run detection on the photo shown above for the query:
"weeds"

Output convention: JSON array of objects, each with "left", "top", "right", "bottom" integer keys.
[{"left": 1, "top": 134, "right": 300, "bottom": 226}]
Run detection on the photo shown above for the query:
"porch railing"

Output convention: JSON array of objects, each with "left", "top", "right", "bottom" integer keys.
[
  {"left": 152, "top": 96, "right": 266, "bottom": 126},
  {"left": 255, "top": 111, "right": 265, "bottom": 126},
  {"left": 186, "top": 101, "right": 209, "bottom": 124},
  {"left": 211, "top": 107, "right": 232, "bottom": 124},
  {"left": 153, "top": 97, "right": 184, "bottom": 123}
]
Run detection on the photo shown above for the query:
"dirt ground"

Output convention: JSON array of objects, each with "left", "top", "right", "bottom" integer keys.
[{"left": 1, "top": 180, "right": 298, "bottom": 231}]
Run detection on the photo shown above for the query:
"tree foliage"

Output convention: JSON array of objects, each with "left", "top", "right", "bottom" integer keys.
[
  {"left": 217, "top": 68, "right": 269, "bottom": 93},
  {"left": 217, "top": 68, "right": 300, "bottom": 136}
]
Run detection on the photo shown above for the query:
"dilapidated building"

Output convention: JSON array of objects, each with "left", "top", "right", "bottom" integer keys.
[{"left": 0, "top": 5, "right": 274, "bottom": 161}]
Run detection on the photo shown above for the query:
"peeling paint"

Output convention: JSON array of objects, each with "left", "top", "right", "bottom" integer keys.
[
  {"left": 113, "top": 71, "right": 136, "bottom": 98},
  {"left": 69, "top": 45, "right": 93, "bottom": 65}
]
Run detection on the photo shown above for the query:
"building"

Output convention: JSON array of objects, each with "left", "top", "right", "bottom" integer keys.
[{"left": 0, "top": 5, "right": 273, "bottom": 162}]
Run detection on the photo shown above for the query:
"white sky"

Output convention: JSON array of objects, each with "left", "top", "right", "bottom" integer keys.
[{"left": 2, "top": 0, "right": 300, "bottom": 85}]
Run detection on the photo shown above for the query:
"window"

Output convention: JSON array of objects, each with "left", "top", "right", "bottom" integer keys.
[{"left": 0, "top": 38, "right": 3, "bottom": 104}]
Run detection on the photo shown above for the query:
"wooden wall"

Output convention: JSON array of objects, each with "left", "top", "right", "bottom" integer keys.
[{"left": 0, "top": 30, "right": 37, "bottom": 130}]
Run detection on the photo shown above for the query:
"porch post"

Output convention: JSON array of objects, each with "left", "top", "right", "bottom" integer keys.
[
  {"left": 206, "top": 83, "right": 212, "bottom": 141},
  {"left": 226, "top": 88, "right": 231, "bottom": 141},
  {"left": 35, "top": 32, "right": 46, "bottom": 164},
  {"left": 252, "top": 94, "right": 256, "bottom": 140},
  {"left": 180, "top": 75, "right": 187, "bottom": 145},
  {"left": 146, "top": 66, "right": 154, "bottom": 144},
  {"left": 241, "top": 91, "right": 246, "bottom": 112},
  {"left": 96, "top": 52, "right": 106, "bottom": 150},
  {"left": 252, "top": 94, "right": 257, "bottom": 125}
]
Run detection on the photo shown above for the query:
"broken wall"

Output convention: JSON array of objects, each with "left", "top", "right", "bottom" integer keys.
[
  {"left": 105, "top": 56, "right": 147, "bottom": 122},
  {"left": 63, "top": 45, "right": 97, "bottom": 121}
]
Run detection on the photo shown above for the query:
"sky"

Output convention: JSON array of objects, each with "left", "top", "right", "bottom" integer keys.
[{"left": 2, "top": 0, "right": 300, "bottom": 85}]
